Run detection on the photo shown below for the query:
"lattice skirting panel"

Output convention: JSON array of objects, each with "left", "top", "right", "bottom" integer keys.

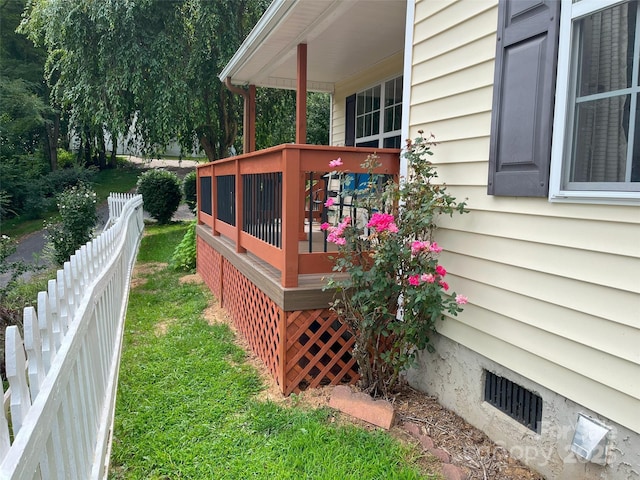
[
  {"left": 197, "top": 239, "right": 359, "bottom": 395},
  {"left": 284, "top": 309, "right": 358, "bottom": 395},
  {"left": 197, "top": 236, "right": 222, "bottom": 299},
  {"left": 222, "top": 262, "right": 282, "bottom": 388}
]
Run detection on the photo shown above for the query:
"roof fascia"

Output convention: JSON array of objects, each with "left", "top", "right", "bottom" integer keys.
[{"left": 219, "top": 0, "right": 295, "bottom": 83}]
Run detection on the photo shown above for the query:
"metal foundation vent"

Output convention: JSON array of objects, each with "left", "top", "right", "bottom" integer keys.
[{"left": 484, "top": 370, "right": 542, "bottom": 433}]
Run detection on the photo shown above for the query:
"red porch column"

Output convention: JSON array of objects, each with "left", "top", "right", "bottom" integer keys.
[
  {"left": 296, "top": 44, "right": 308, "bottom": 240},
  {"left": 296, "top": 43, "right": 307, "bottom": 145},
  {"left": 248, "top": 84, "right": 256, "bottom": 153}
]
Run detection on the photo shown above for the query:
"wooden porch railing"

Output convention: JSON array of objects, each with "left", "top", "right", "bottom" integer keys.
[{"left": 196, "top": 144, "right": 400, "bottom": 287}]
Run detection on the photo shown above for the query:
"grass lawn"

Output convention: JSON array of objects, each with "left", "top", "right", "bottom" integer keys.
[
  {"left": 92, "top": 163, "right": 142, "bottom": 202},
  {"left": 110, "top": 223, "right": 440, "bottom": 480}
]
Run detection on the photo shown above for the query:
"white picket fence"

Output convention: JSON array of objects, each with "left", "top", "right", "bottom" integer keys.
[{"left": 0, "top": 193, "right": 144, "bottom": 479}]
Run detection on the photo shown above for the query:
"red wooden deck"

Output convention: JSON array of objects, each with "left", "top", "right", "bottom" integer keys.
[{"left": 196, "top": 144, "right": 400, "bottom": 394}]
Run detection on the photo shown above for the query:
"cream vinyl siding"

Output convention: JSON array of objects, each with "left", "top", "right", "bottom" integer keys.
[
  {"left": 331, "top": 53, "right": 403, "bottom": 146},
  {"left": 412, "top": 0, "right": 640, "bottom": 433}
]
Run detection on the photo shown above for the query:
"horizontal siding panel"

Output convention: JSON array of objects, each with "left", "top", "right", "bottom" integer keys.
[
  {"left": 415, "top": 0, "right": 456, "bottom": 20},
  {"left": 414, "top": 8, "right": 498, "bottom": 64},
  {"left": 410, "top": 111, "right": 492, "bottom": 142},
  {"left": 422, "top": 137, "right": 490, "bottom": 164},
  {"left": 411, "top": 60, "right": 494, "bottom": 105},
  {"left": 411, "top": 85, "right": 493, "bottom": 124},
  {"left": 415, "top": 0, "right": 496, "bottom": 39},
  {"left": 437, "top": 210, "right": 640, "bottom": 258},
  {"left": 438, "top": 319, "right": 640, "bottom": 433},
  {"left": 439, "top": 229, "right": 640, "bottom": 293},
  {"left": 413, "top": 33, "right": 496, "bottom": 81},
  {"left": 436, "top": 161, "right": 489, "bottom": 186},
  {"left": 451, "top": 276, "right": 640, "bottom": 365},
  {"left": 331, "top": 104, "right": 345, "bottom": 146},
  {"left": 448, "top": 303, "right": 640, "bottom": 401},
  {"left": 440, "top": 252, "right": 639, "bottom": 327},
  {"left": 444, "top": 185, "right": 640, "bottom": 224}
]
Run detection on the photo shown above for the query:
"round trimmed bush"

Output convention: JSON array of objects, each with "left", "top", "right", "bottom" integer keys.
[
  {"left": 44, "top": 183, "right": 98, "bottom": 265},
  {"left": 182, "top": 170, "right": 197, "bottom": 212},
  {"left": 136, "top": 169, "right": 182, "bottom": 224}
]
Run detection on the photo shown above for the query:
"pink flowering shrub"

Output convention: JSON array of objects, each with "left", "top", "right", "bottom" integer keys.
[{"left": 326, "top": 132, "right": 468, "bottom": 397}]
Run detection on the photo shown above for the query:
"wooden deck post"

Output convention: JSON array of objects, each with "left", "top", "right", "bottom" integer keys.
[
  {"left": 212, "top": 165, "right": 220, "bottom": 236},
  {"left": 235, "top": 158, "right": 246, "bottom": 253},
  {"left": 282, "top": 147, "right": 300, "bottom": 287},
  {"left": 296, "top": 44, "right": 307, "bottom": 145}
]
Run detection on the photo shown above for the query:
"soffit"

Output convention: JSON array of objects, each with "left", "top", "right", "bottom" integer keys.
[{"left": 220, "top": 0, "right": 407, "bottom": 92}]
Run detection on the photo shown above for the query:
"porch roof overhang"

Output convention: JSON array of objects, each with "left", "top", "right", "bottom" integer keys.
[{"left": 219, "top": 0, "right": 407, "bottom": 93}]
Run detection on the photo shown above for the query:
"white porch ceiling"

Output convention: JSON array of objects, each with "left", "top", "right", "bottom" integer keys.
[{"left": 219, "top": 0, "right": 407, "bottom": 92}]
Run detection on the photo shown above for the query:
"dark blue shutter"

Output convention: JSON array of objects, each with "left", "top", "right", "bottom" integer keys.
[
  {"left": 488, "top": 0, "right": 561, "bottom": 196},
  {"left": 345, "top": 94, "right": 356, "bottom": 146}
]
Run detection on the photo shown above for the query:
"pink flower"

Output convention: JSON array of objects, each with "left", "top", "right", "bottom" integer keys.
[
  {"left": 320, "top": 222, "right": 330, "bottom": 231},
  {"left": 439, "top": 280, "right": 449, "bottom": 291},
  {"left": 421, "top": 273, "right": 435, "bottom": 283},
  {"left": 327, "top": 231, "right": 339, "bottom": 243},
  {"left": 324, "top": 197, "right": 335, "bottom": 207},
  {"left": 335, "top": 216, "right": 350, "bottom": 234},
  {"left": 326, "top": 217, "right": 351, "bottom": 245},
  {"left": 455, "top": 294, "right": 468, "bottom": 305},
  {"left": 411, "top": 240, "right": 430, "bottom": 255},
  {"left": 430, "top": 242, "right": 443, "bottom": 253},
  {"left": 435, "top": 265, "right": 447, "bottom": 277},
  {"left": 329, "top": 157, "right": 343, "bottom": 168},
  {"left": 408, "top": 274, "right": 421, "bottom": 286},
  {"left": 367, "top": 212, "right": 398, "bottom": 233}
]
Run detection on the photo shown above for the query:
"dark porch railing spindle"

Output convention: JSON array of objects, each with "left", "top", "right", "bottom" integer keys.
[
  {"left": 243, "top": 173, "right": 282, "bottom": 248},
  {"left": 216, "top": 175, "right": 236, "bottom": 226}
]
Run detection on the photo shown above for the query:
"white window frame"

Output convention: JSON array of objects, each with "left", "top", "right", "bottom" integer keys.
[
  {"left": 549, "top": 0, "right": 640, "bottom": 205},
  {"left": 354, "top": 75, "right": 403, "bottom": 148}
]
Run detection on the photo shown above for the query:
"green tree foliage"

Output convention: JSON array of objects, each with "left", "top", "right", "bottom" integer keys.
[
  {"left": 136, "top": 169, "right": 182, "bottom": 224},
  {"left": 0, "top": 0, "right": 49, "bottom": 160},
  {"left": 254, "top": 90, "right": 330, "bottom": 150},
  {"left": 20, "top": 0, "right": 270, "bottom": 163},
  {"left": 307, "top": 92, "right": 330, "bottom": 145},
  {"left": 255, "top": 88, "right": 296, "bottom": 150}
]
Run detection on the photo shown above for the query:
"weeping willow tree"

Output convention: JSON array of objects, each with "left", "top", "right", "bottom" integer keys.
[{"left": 20, "top": 0, "right": 270, "bottom": 162}]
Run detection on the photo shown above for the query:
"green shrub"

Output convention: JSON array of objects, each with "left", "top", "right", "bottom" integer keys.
[
  {"left": 21, "top": 182, "right": 50, "bottom": 219},
  {"left": 43, "top": 165, "right": 97, "bottom": 197},
  {"left": 170, "top": 221, "right": 196, "bottom": 271},
  {"left": 44, "top": 183, "right": 98, "bottom": 265},
  {"left": 182, "top": 170, "right": 197, "bottom": 212},
  {"left": 57, "top": 148, "right": 76, "bottom": 169},
  {"left": 136, "top": 169, "right": 182, "bottom": 224}
]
